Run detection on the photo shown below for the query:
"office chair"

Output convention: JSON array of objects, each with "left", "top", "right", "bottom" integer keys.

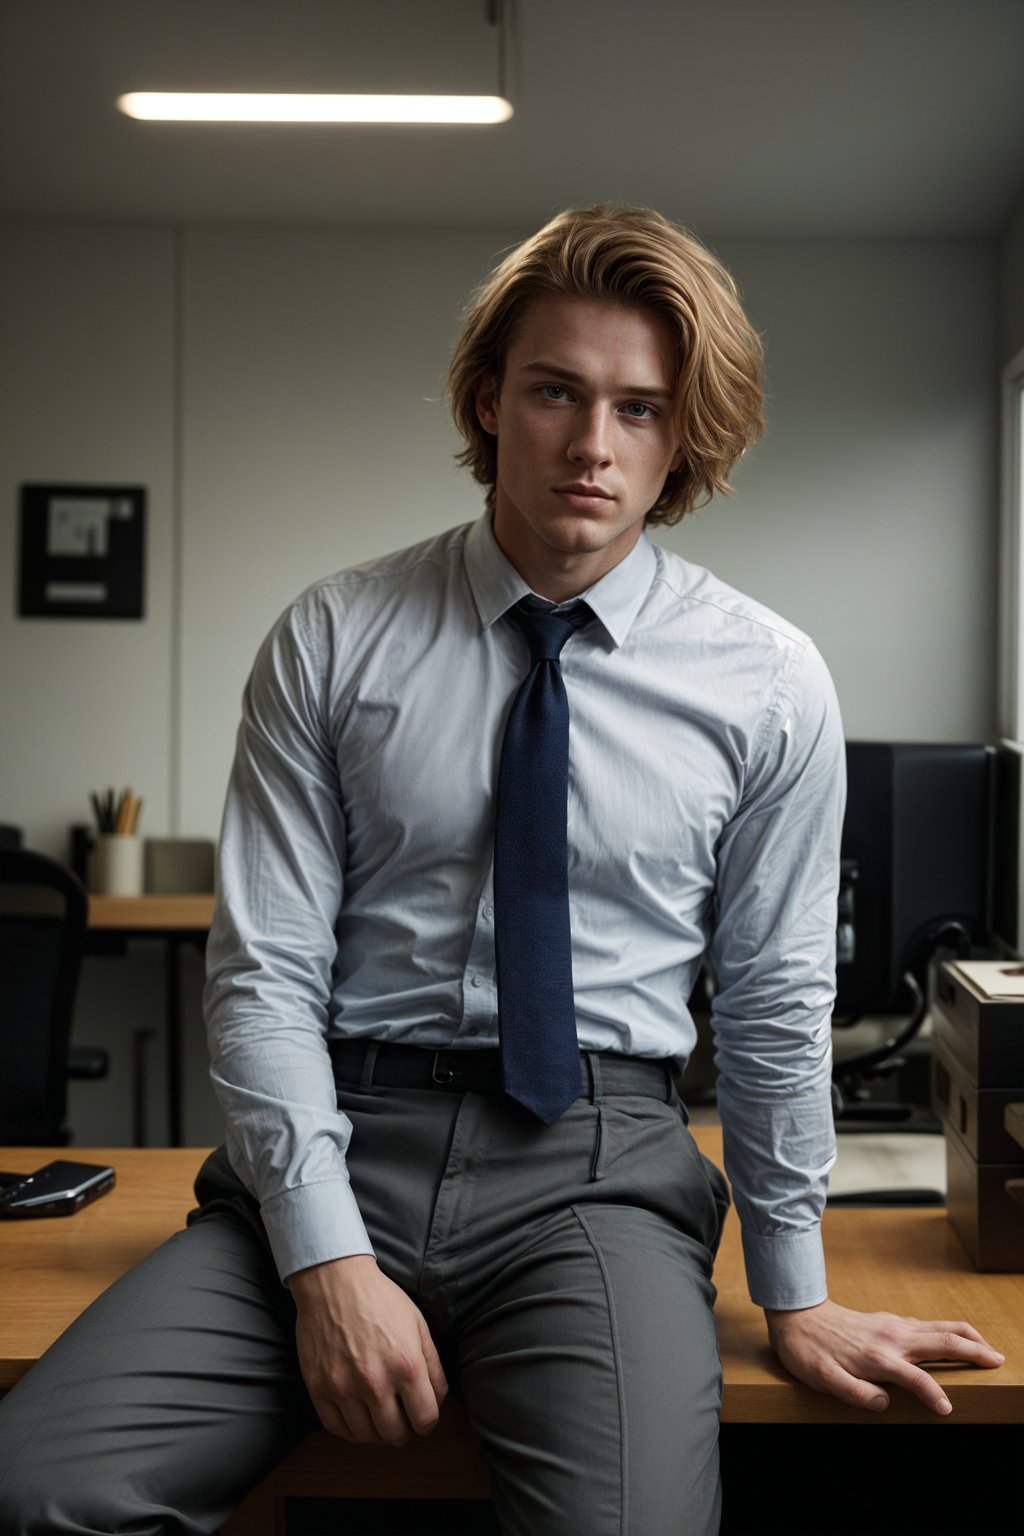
[{"left": 0, "top": 848, "right": 108, "bottom": 1145}]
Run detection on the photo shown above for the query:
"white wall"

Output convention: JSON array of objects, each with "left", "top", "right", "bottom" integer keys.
[{"left": 0, "top": 221, "right": 1000, "bottom": 1143}]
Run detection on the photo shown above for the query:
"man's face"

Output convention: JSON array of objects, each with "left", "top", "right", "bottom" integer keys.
[{"left": 475, "top": 295, "right": 684, "bottom": 593}]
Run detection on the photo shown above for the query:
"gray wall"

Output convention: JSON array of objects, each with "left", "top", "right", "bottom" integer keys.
[
  {"left": 0, "top": 222, "right": 1000, "bottom": 1144},
  {"left": 999, "top": 184, "right": 1024, "bottom": 365},
  {"left": 0, "top": 226, "right": 177, "bottom": 853},
  {"left": 671, "top": 238, "right": 997, "bottom": 745}
]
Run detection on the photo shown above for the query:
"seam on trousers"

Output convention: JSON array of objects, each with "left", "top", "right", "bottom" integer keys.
[{"left": 570, "top": 1205, "right": 627, "bottom": 1536}]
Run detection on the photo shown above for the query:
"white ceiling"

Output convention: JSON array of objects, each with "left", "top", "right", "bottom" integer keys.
[{"left": 2, "top": 0, "right": 1024, "bottom": 237}]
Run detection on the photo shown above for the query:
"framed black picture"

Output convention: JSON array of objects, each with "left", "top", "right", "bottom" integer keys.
[{"left": 18, "top": 483, "right": 146, "bottom": 619}]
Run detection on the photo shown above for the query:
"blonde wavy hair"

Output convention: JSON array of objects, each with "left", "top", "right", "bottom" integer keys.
[{"left": 447, "top": 203, "right": 765, "bottom": 525}]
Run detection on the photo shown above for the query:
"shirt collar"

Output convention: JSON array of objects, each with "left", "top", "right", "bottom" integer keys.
[{"left": 463, "top": 512, "right": 656, "bottom": 650}]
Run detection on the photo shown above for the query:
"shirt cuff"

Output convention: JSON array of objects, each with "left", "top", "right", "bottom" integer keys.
[
  {"left": 740, "top": 1224, "right": 829, "bottom": 1311},
  {"left": 259, "top": 1177, "right": 375, "bottom": 1284}
]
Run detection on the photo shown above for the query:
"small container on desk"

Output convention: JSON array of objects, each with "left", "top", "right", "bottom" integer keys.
[
  {"left": 932, "top": 959, "right": 1024, "bottom": 1270},
  {"left": 92, "top": 834, "right": 144, "bottom": 897}
]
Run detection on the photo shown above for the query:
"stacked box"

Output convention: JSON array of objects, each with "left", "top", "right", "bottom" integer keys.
[{"left": 931, "top": 961, "right": 1024, "bottom": 1270}]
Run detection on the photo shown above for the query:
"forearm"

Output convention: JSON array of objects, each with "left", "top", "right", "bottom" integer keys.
[
  {"left": 714, "top": 1064, "right": 835, "bottom": 1309},
  {"left": 205, "top": 924, "right": 375, "bottom": 1278}
]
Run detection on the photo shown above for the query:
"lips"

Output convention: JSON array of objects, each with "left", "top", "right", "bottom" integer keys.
[
  {"left": 554, "top": 483, "right": 615, "bottom": 512},
  {"left": 556, "top": 483, "right": 612, "bottom": 499}
]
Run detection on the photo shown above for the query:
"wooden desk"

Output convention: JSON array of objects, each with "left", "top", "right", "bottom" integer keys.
[
  {"left": 3, "top": 1133, "right": 1021, "bottom": 1532},
  {"left": 87, "top": 895, "right": 216, "bottom": 932},
  {"left": 86, "top": 894, "right": 215, "bottom": 1146},
  {"left": 2, "top": 1132, "right": 1021, "bottom": 1422}
]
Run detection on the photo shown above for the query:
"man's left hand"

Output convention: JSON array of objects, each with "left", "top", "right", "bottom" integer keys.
[{"left": 764, "top": 1298, "right": 1005, "bottom": 1415}]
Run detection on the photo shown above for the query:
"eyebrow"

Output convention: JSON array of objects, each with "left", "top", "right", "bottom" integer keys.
[{"left": 518, "top": 361, "right": 676, "bottom": 400}]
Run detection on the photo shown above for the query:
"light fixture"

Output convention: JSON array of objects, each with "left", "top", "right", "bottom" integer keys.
[
  {"left": 117, "top": 92, "right": 512, "bottom": 125},
  {"left": 116, "top": 2, "right": 513, "bottom": 126}
]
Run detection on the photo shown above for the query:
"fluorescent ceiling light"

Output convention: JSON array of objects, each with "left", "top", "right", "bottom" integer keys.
[{"left": 117, "top": 92, "right": 513, "bottom": 124}]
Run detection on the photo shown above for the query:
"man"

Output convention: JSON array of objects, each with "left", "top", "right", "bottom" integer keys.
[{"left": 0, "top": 204, "right": 1002, "bottom": 1535}]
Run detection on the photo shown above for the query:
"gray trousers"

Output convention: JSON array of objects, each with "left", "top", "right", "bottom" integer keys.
[{"left": 0, "top": 1056, "right": 730, "bottom": 1535}]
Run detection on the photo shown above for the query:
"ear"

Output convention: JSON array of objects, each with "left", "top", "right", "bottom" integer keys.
[
  {"left": 475, "top": 375, "right": 500, "bottom": 435},
  {"left": 668, "top": 445, "right": 685, "bottom": 474}
]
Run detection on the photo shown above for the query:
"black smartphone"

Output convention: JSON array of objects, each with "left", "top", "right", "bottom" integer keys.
[{"left": 0, "top": 1159, "right": 115, "bottom": 1218}]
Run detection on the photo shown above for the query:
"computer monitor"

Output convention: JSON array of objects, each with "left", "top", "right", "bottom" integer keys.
[{"left": 836, "top": 742, "right": 992, "bottom": 1020}]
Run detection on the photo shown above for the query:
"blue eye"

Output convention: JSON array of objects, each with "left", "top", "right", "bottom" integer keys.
[
  {"left": 540, "top": 385, "right": 571, "bottom": 401},
  {"left": 623, "top": 401, "right": 656, "bottom": 419}
]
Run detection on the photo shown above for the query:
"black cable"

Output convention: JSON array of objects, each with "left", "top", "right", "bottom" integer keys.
[
  {"left": 832, "top": 919, "right": 974, "bottom": 1088},
  {"left": 832, "top": 970, "right": 927, "bottom": 1084}
]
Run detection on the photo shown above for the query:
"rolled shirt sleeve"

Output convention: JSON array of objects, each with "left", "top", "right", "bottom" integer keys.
[
  {"left": 708, "top": 638, "right": 845, "bottom": 1310},
  {"left": 203, "top": 592, "right": 374, "bottom": 1283}
]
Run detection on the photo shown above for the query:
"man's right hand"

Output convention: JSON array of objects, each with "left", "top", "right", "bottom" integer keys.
[{"left": 289, "top": 1254, "right": 448, "bottom": 1445}]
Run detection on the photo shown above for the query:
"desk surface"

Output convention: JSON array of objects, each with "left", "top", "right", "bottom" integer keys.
[
  {"left": 87, "top": 893, "right": 216, "bottom": 931},
  {"left": 1, "top": 1131, "right": 1021, "bottom": 1423}
]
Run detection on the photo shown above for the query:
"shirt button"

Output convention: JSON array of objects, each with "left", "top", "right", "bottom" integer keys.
[
  {"left": 468, "top": 1025, "right": 480, "bottom": 1037},
  {"left": 483, "top": 904, "right": 494, "bottom": 920},
  {"left": 471, "top": 974, "right": 484, "bottom": 988}
]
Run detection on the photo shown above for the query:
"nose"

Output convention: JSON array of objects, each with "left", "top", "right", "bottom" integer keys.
[{"left": 568, "top": 404, "right": 613, "bottom": 467}]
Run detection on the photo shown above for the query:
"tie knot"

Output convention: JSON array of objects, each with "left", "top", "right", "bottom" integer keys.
[{"left": 508, "top": 601, "right": 592, "bottom": 663}]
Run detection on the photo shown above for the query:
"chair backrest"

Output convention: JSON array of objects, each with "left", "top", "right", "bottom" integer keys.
[{"left": 0, "top": 849, "right": 87, "bottom": 1144}]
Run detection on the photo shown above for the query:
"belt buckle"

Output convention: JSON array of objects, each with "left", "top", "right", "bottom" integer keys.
[{"left": 431, "top": 1050, "right": 461, "bottom": 1086}]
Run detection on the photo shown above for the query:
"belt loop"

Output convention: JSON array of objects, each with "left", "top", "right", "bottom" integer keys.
[
  {"left": 359, "top": 1041, "right": 381, "bottom": 1091},
  {"left": 583, "top": 1050, "right": 602, "bottom": 1107}
]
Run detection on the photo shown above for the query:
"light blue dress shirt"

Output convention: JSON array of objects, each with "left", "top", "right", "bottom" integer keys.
[{"left": 205, "top": 513, "right": 845, "bottom": 1309}]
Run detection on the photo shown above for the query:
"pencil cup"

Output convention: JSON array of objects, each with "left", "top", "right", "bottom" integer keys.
[{"left": 92, "top": 834, "right": 144, "bottom": 897}]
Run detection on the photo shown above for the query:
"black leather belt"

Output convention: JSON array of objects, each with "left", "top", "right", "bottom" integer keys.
[{"left": 328, "top": 1037, "right": 675, "bottom": 1102}]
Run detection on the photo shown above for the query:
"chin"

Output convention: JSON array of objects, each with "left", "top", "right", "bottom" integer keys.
[{"left": 544, "top": 516, "right": 630, "bottom": 552}]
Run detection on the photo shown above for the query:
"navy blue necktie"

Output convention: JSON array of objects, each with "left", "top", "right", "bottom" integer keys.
[{"left": 494, "top": 600, "right": 593, "bottom": 1124}]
